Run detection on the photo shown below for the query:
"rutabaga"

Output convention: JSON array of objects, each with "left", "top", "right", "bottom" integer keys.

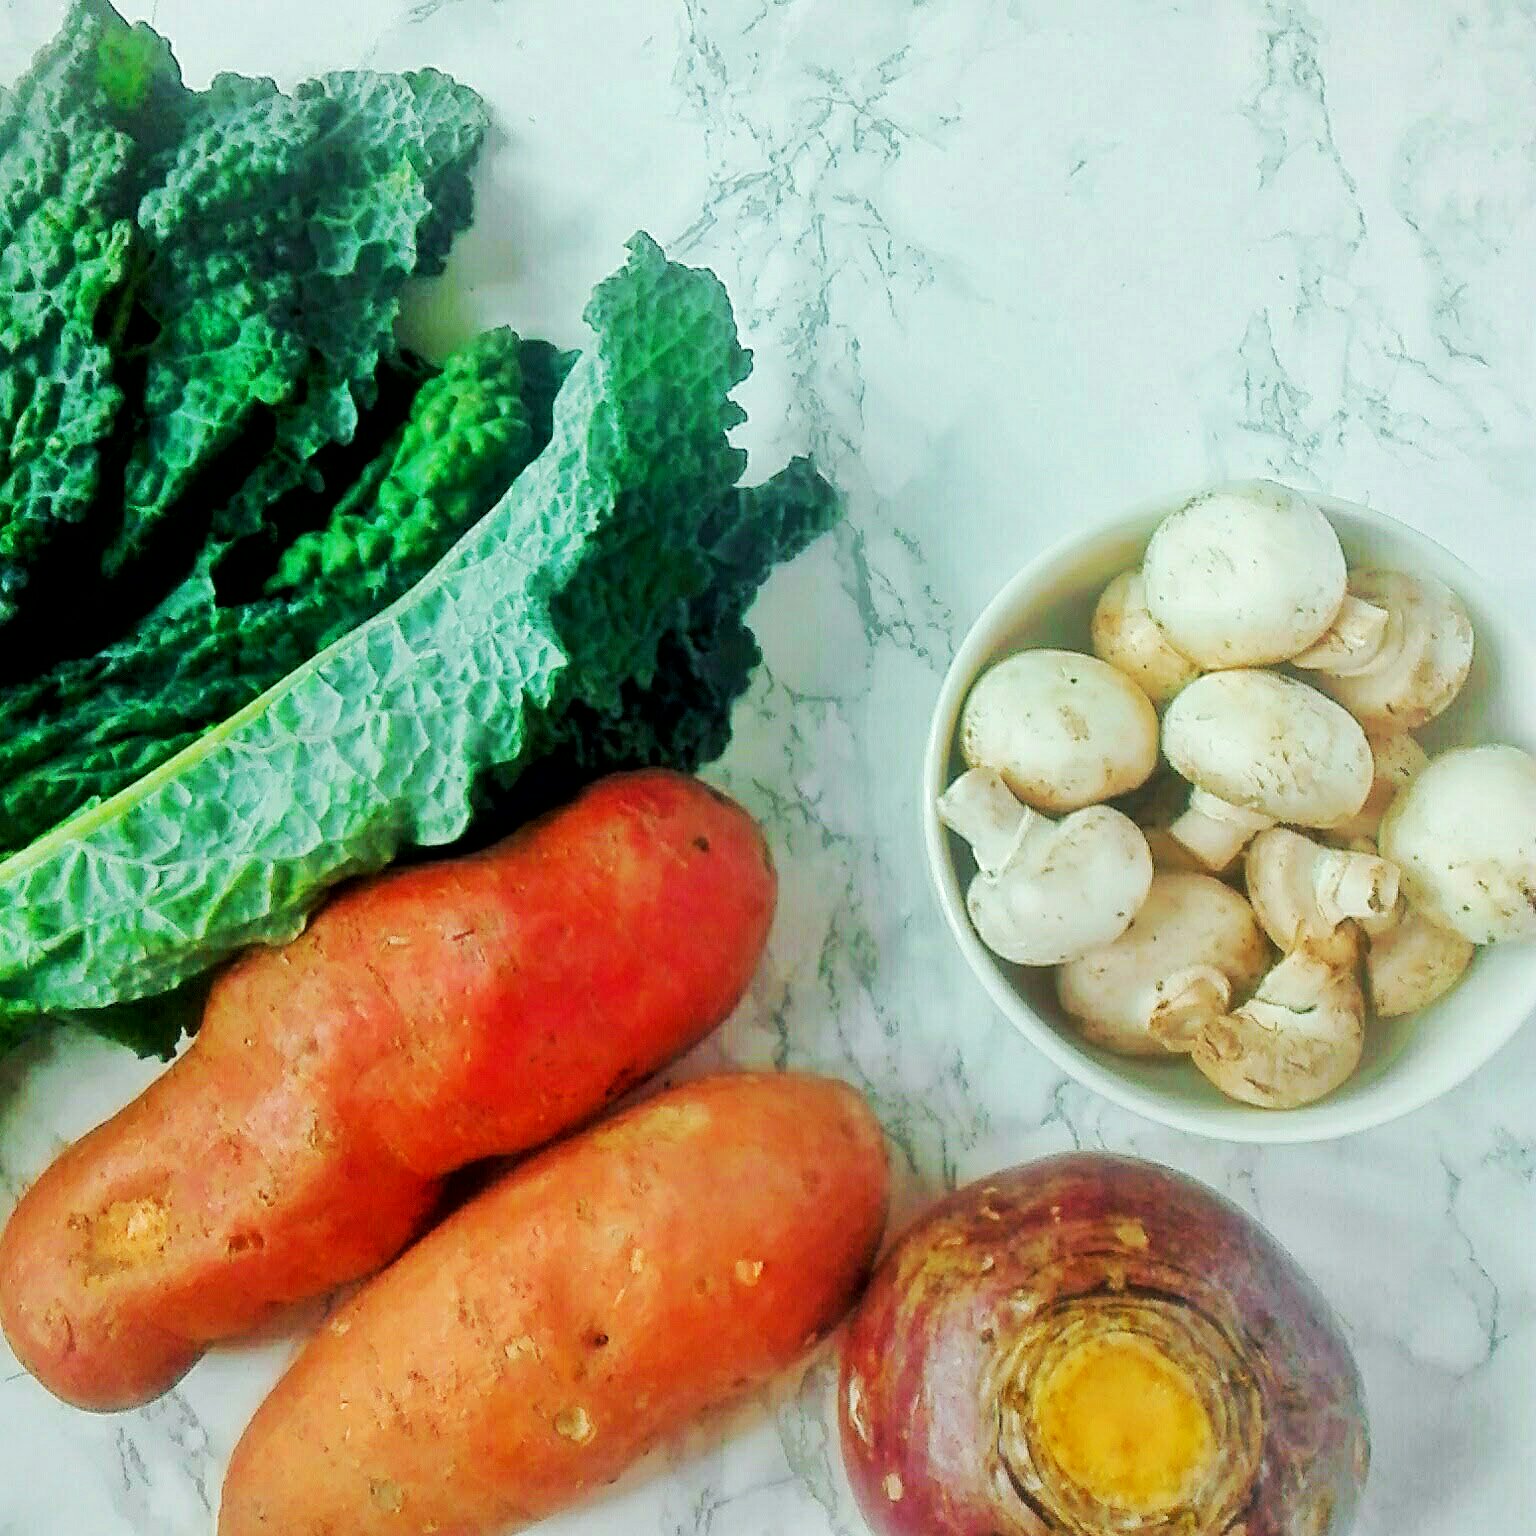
[{"left": 840, "top": 1155, "right": 1369, "bottom": 1536}]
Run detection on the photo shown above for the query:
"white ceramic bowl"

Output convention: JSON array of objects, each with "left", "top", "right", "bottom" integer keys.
[{"left": 923, "top": 483, "right": 1536, "bottom": 1143}]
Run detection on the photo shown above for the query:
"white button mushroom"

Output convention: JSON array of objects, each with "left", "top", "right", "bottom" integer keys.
[
  {"left": 1191, "top": 930, "right": 1366, "bottom": 1109},
  {"left": 1364, "top": 902, "right": 1475, "bottom": 1018},
  {"left": 1244, "top": 827, "right": 1400, "bottom": 950},
  {"left": 1346, "top": 833, "right": 1476, "bottom": 1019},
  {"left": 1191, "top": 826, "right": 1388, "bottom": 1107},
  {"left": 1283, "top": 592, "right": 1391, "bottom": 672},
  {"left": 1321, "top": 731, "right": 1428, "bottom": 844},
  {"left": 1162, "top": 671, "right": 1374, "bottom": 871},
  {"left": 1292, "top": 571, "right": 1475, "bottom": 732},
  {"left": 1141, "top": 483, "right": 1347, "bottom": 667},
  {"left": 1090, "top": 570, "right": 1201, "bottom": 706},
  {"left": 1057, "top": 873, "right": 1272, "bottom": 1057},
  {"left": 959, "top": 649, "right": 1159, "bottom": 812},
  {"left": 1378, "top": 744, "right": 1536, "bottom": 943},
  {"left": 937, "top": 768, "right": 1154, "bottom": 966}
]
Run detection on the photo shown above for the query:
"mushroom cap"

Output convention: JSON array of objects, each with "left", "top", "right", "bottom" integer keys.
[
  {"left": 1142, "top": 483, "right": 1347, "bottom": 667},
  {"left": 1058, "top": 873, "right": 1271, "bottom": 1056},
  {"left": 1366, "top": 908, "right": 1474, "bottom": 1018},
  {"left": 1162, "top": 671, "right": 1373, "bottom": 826},
  {"left": 966, "top": 805, "right": 1153, "bottom": 966},
  {"left": 960, "top": 648, "right": 1159, "bottom": 812},
  {"left": 1315, "top": 570, "right": 1474, "bottom": 732},
  {"left": 1321, "top": 731, "right": 1428, "bottom": 843},
  {"left": 1090, "top": 569, "right": 1201, "bottom": 706},
  {"left": 1379, "top": 744, "right": 1536, "bottom": 944}
]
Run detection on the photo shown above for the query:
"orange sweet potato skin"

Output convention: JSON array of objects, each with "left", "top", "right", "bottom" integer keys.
[
  {"left": 218, "top": 1073, "right": 890, "bottom": 1536},
  {"left": 0, "top": 771, "right": 775, "bottom": 1411}
]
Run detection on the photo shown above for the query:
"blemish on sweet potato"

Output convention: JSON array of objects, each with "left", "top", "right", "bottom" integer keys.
[
  {"left": 369, "top": 1478, "right": 403, "bottom": 1514},
  {"left": 594, "top": 1102, "right": 709, "bottom": 1150},
  {"left": 81, "top": 1197, "right": 171, "bottom": 1279},
  {"left": 554, "top": 1406, "right": 596, "bottom": 1445}
]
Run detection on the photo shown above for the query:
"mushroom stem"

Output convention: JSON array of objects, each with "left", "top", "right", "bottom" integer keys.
[
  {"left": 1168, "top": 789, "right": 1275, "bottom": 872},
  {"left": 936, "top": 766, "right": 1042, "bottom": 876},
  {"left": 1146, "top": 965, "right": 1232, "bottom": 1049},
  {"left": 938, "top": 768, "right": 1154, "bottom": 966},
  {"left": 1302, "top": 572, "right": 1475, "bottom": 731},
  {"left": 1245, "top": 828, "right": 1399, "bottom": 949},
  {"left": 1312, "top": 846, "right": 1401, "bottom": 931},
  {"left": 1289, "top": 595, "right": 1391, "bottom": 673}
]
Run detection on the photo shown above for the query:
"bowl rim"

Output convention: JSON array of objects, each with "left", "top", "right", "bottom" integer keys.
[{"left": 922, "top": 480, "right": 1536, "bottom": 1144}]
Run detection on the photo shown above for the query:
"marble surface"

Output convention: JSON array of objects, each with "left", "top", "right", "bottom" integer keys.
[{"left": 2, "top": 0, "right": 1535, "bottom": 1531}]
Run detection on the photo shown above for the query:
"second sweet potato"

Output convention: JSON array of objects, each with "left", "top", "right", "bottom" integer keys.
[
  {"left": 219, "top": 1072, "right": 891, "bottom": 1536},
  {"left": 0, "top": 770, "right": 775, "bottom": 1410}
]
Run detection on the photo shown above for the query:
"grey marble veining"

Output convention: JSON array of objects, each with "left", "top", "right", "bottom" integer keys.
[{"left": 2, "top": 0, "right": 1535, "bottom": 1531}]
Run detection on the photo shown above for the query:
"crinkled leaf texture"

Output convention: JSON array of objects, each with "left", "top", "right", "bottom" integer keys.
[
  {"left": 0, "top": 0, "right": 183, "bottom": 623},
  {"left": 0, "top": 1, "right": 488, "bottom": 668},
  {"left": 0, "top": 328, "right": 553, "bottom": 860},
  {"left": 111, "top": 67, "right": 488, "bottom": 576},
  {"left": 0, "top": 237, "right": 840, "bottom": 1054}
]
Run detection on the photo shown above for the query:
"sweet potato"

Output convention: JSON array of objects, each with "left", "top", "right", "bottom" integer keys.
[
  {"left": 0, "top": 771, "right": 775, "bottom": 1411},
  {"left": 217, "top": 1072, "right": 889, "bottom": 1535}
]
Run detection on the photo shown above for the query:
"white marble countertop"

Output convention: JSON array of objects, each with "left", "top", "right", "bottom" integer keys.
[{"left": 2, "top": 0, "right": 1534, "bottom": 1531}]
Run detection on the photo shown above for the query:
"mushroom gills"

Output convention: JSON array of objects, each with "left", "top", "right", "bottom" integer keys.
[
  {"left": 1288, "top": 593, "right": 1390, "bottom": 672},
  {"left": 1192, "top": 931, "right": 1365, "bottom": 1109}
]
